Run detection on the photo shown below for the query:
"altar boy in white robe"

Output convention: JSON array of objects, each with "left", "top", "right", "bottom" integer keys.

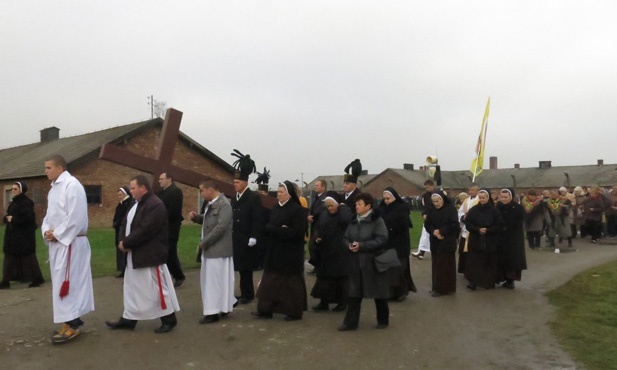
[
  {"left": 105, "top": 175, "right": 180, "bottom": 333},
  {"left": 190, "top": 179, "right": 237, "bottom": 324},
  {"left": 42, "top": 155, "right": 95, "bottom": 344}
]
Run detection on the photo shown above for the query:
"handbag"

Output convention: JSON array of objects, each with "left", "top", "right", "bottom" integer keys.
[{"left": 373, "top": 248, "right": 401, "bottom": 273}]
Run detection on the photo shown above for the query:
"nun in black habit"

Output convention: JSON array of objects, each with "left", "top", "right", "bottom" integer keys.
[
  {"left": 253, "top": 181, "right": 308, "bottom": 321},
  {"left": 496, "top": 188, "right": 527, "bottom": 289},
  {"left": 379, "top": 187, "right": 417, "bottom": 301},
  {"left": 423, "top": 190, "right": 459, "bottom": 296},
  {"left": 310, "top": 191, "right": 353, "bottom": 311},
  {"left": 1, "top": 181, "right": 44, "bottom": 289},
  {"left": 464, "top": 188, "right": 504, "bottom": 290}
]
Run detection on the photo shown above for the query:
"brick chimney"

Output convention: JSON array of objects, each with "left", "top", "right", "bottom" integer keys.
[
  {"left": 489, "top": 156, "right": 498, "bottom": 170},
  {"left": 598, "top": 159, "right": 604, "bottom": 166},
  {"left": 40, "top": 127, "right": 60, "bottom": 142},
  {"left": 514, "top": 163, "right": 520, "bottom": 169},
  {"left": 403, "top": 163, "right": 414, "bottom": 171},
  {"left": 539, "top": 161, "right": 552, "bottom": 169}
]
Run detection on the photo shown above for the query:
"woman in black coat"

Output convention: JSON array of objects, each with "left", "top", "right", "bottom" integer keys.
[
  {"left": 424, "top": 191, "right": 459, "bottom": 296},
  {"left": 379, "top": 187, "right": 416, "bottom": 301},
  {"left": 464, "top": 188, "right": 503, "bottom": 291},
  {"left": 310, "top": 191, "right": 353, "bottom": 312},
  {"left": 338, "top": 192, "right": 390, "bottom": 331},
  {"left": 1, "top": 181, "right": 44, "bottom": 289},
  {"left": 112, "top": 186, "right": 133, "bottom": 278},
  {"left": 254, "top": 181, "right": 308, "bottom": 321},
  {"left": 496, "top": 188, "right": 527, "bottom": 289}
]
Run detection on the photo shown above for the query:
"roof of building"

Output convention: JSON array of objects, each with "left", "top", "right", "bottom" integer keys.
[
  {"left": 308, "top": 163, "right": 617, "bottom": 192},
  {"left": 0, "top": 118, "right": 235, "bottom": 180}
]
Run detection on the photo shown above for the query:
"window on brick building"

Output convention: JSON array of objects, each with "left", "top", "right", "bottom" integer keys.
[{"left": 84, "top": 185, "right": 102, "bottom": 204}]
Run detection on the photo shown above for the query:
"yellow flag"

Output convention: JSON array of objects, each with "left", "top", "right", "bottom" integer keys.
[{"left": 470, "top": 98, "right": 490, "bottom": 179}]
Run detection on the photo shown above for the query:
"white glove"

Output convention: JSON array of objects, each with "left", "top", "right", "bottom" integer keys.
[{"left": 248, "top": 238, "right": 257, "bottom": 247}]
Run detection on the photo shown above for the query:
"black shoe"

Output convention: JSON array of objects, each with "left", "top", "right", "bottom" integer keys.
[
  {"left": 173, "top": 279, "right": 185, "bottom": 288},
  {"left": 337, "top": 324, "right": 357, "bottom": 331},
  {"left": 199, "top": 315, "right": 220, "bottom": 324},
  {"left": 29, "top": 280, "right": 44, "bottom": 288},
  {"left": 237, "top": 297, "right": 253, "bottom": 305},
  {"left": 466, "top": 284, "right": 477, "bottom": 291},
  {"left": 502, "top": 281, "right": 515, "bottom": 289},
  {"left": 431, "top": 292, "right": 443, "bottom": 297},
  {"left": 220, "top": 312, "right": 230, "bottom": 318},
  {"left": 396, "top": 293, "right": 408, "bottom": 302},
  {"left": 154, "top": 322, "right": 177, "bottom": 333},
  {"left": 105, "top": 318, "right": 136, "bottom": 330},
  {"left": 312, "top": 303, "right": 329, "bottom": 311},
  {"left": 251, "top": 311, "right": 273, "bottom": 319},
  {"left": 376, "top": 323, "right": 389, "bottom": 329},
  {"left": 0, "top": 281, "right": 9, "bottom": 289},
  {"left": 332, "top": 304, "right": 347, "bottom": 312},
  {"left": 284, "top": 315, "right": 302, "bottom": 321},
  {"left": 115, "top": 273, "right": 124, "bottom": 278}
]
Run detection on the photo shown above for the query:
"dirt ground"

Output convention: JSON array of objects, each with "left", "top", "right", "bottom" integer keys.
[{"left": 2, "top": 238, "right": 617, "bottom": 370}]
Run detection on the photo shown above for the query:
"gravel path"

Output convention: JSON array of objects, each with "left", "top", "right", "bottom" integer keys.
[{"left": 2, "top": 238, "right": 616, "bottom": 369}]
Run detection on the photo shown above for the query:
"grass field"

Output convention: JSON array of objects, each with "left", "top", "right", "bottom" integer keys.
[
  {"left": 546, "top": 259, "right": 617, "bottom": 370},
  {"left": 0, "top": 211, "right": 424, "bottom": 281}
]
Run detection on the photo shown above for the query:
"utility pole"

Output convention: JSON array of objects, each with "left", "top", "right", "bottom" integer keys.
[{"left": 147, "top": 95, "right": 154, "bottom": 119}]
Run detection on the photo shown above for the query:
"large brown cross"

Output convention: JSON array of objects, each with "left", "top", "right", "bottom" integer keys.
[{"left": 99, "top": 108, "right": 235, "bottom": 195}]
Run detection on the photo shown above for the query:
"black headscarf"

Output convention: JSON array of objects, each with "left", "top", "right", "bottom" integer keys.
[
  {"left": 430, "top": 189, "right": 452, "bottom": 205},
  {"left": 323, "top": 190, "right": 342, "bottom": 204},
  {"left": 282, "top": 180, "right": 301, "bottom": 206},
  {"left": 383, "top": 186, "right": 404, "bottom": 206},
  {"left": 477, "top": 188, "right": 495, "bottom": 205},
  {"left": 14, "top": 181, "right": 28, "bottom": 194}
]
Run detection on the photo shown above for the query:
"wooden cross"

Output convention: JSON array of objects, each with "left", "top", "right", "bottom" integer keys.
[{"left": 99, "top": 108, "right": 234, "bottom": 195}]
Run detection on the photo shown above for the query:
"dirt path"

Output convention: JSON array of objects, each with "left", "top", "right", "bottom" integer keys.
[{"left": 2, "top": 238, "right": 616, "bottom": 369}]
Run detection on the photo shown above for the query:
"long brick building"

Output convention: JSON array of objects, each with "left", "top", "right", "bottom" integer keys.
[{"left": 0, "top": 118, "right": 235, "bottom": 227}]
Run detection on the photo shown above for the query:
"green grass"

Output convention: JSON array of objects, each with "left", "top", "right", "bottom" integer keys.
[
  {"left": 546, "top": 260, "right": 617, "bottom": 370},
  {"left": 0, "top": 211, "right": 423, "bottom": 281},
  {"left": 0, "top": 224, "right": 202, "bottom": 281}
]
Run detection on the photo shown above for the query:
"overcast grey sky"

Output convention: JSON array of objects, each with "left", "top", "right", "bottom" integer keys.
[{"left": 2, "top": 1, "right": 616, "bottom": 187}]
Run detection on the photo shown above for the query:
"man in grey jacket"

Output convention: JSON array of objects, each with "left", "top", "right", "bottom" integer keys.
[{"left": 190, "top": 179, "right": 237, "bottom": 324}]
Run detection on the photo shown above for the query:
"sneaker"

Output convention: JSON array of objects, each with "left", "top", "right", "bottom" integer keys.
[
  {"left": 51, "top": 325, "right": 80, "bottom": 344},
  {"left": 411, "top": 252, "right": 424, "bottom": 260}
]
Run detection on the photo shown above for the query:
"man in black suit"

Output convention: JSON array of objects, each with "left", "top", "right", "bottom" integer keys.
[
  {"left": 343, "top": 178, "right": 360, "bottom": 213},
  {"left": 307, "top": 179, "right": 327, "bottom": 274},
  {"left": 157, "top": 172, "right": 186, "bottom": 288},
  {"left": 231, "top": 173, "right": 264, "bottom": 304}
]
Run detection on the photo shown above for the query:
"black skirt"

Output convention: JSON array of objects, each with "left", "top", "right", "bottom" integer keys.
[
  {"left": 310, "top": 276, "right": 349, "bottom": 304},
  {"left": 257, "top": 270, "right": 308, "bottom": 317},
  {"left": 2, "top": 253, "right": 44, "bottom": 283},
  {"left": 431, "top": 251, "right": 456, "bottom": 294}
]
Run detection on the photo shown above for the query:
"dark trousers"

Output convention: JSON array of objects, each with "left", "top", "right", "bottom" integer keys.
[
  {"left": 527, "top": 231, "right": 542, "bottom": 248},
  {"left": 121, "top": 312, "right": 176, "bottom": 327},
  {"left": 586, "top": 220, "right": 602, "bottom": 241},
  {"left": 343, "top": 297, "right": 389, "bottom": 329},
  {"left": 116, "top": 247, "right": 127, "bottom": 273},
  {"left": 239, "top": 270, "right": 255, "bottom": 299},
  {"left": 166, "top": 237, "right": 185, "bottom": 281},
  {"left": 607, "top": 215, "right": 617, "bottom": 237}
]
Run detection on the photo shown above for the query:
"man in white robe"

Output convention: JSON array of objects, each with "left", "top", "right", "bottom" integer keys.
[
  {"left": 105, "top": 175, "right": 180, "bottom": 333},
  {"left": 42, "top": 155, "right": 95, "bottom": 344},
  {"left": 190, "top": 179, "right": 237, "bottom": 324}
]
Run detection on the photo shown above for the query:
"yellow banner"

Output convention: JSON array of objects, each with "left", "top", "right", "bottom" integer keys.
[{"left": 470, "top": 97, "right": 490, "bottom": 178}]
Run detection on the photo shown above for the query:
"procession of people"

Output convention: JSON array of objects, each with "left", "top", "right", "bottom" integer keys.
[{"left": 3, "top": 152, "right": 617, "bottom": 345}]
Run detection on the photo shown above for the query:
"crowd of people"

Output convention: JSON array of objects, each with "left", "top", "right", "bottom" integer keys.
[{"left": 2, "top": 154, "right": 617, "bottom": 344}]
